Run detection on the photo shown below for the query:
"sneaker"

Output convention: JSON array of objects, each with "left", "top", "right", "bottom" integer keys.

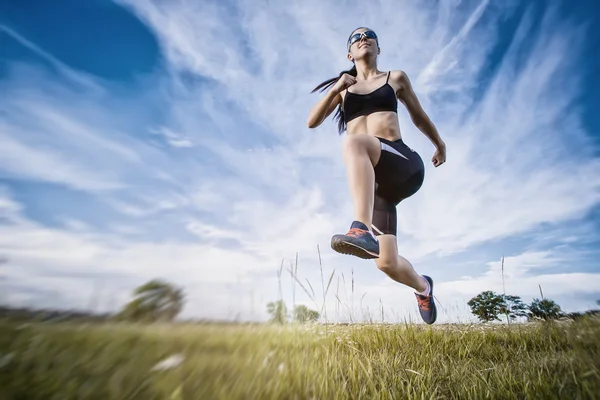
[
  {"left": 331, "top": 221, "right": 379, "bottom": 259},
  {"left": 415, "top": 275, "right": 437, "bottom": 324}
]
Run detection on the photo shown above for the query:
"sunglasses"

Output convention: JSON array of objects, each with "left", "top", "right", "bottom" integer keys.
[{"left": 347, "top": 30, "right": 378, "bottom": 50}]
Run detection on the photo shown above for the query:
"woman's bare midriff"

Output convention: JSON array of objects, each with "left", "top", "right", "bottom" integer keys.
[{"left": 345, "top": 111, "right": 402, "bottom": 142}]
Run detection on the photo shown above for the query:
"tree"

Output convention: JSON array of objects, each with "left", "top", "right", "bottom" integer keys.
[
  {"left": 528, "top": 298, "right": 563, "bottom": 320},
  {"left": 467, "top": 291, "right": 505, "bottom": 322},
  {"left": 499, "top": 295, "right": 529, "bottom": 321},
  {"left": 266, "top": 300, "right": 287, "bottom": 324},
  {"left": 293, "top": 305, "right": 319, "bottom": 323},
  {"left": 118, "top": 279, "right": 185, "bottom": 323}
]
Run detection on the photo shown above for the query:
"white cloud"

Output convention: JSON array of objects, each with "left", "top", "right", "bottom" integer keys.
[
  {"left": 435, "top": 251, "right": 600, "bottom": 319},
  {"left": 149, "top": 126, "right": 194, "bottom": 148},
  {"left": 355, "top": 250, "right": 600, "bottom": 323},
  {"left": 0, "top": 0, "right": 598, "bottom": 322},
  {"left": 0, "top": 188, "right": 334, "bottom": 320},
  {"left": 115, "top": 0, "right": 600, "bottom": 259}
]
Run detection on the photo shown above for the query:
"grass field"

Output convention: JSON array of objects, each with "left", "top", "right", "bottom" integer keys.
[{"left": 1, "top": 317, "right": 599, "bottom": 399}]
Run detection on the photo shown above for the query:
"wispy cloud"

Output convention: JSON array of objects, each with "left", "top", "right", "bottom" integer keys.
[
  {"left": 149, "top": 126, "right": 194, "bottom": 148},
  {"left": 0, "top": 0, "right": 598, "bottom": 322},
  {"left": 116, "top": 0, "right": 600, "bottom": 257},
  {"left": 0, "top": 24, "right": 103, "bottom": 91}
]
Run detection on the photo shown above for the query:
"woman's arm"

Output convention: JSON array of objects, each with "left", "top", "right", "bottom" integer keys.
[
  {"left": 394, "top": 71, "right": 445, "bottom": 149},
  {"left": 393, "top": 70, "right": 446, "bottom": 167},
  {"left": 307, "top": 73, "right": 357, "bottom": 128},
  {"left": 307, "top": 89, "right": 342, "bottom": 129}
]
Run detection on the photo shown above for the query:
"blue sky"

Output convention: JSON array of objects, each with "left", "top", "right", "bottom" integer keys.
[{"left": 1, "top": 0, "right": 599, "bottom": 323}]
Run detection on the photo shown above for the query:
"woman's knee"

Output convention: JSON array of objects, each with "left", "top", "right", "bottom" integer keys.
[{"left": 375, "top": 255, "right": 399, "bottom": 274}]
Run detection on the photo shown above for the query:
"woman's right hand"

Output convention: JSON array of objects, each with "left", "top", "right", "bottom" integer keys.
[
  {"left": 331, "top": 73, "right": 357, "bottom": 94},
  {"left": 307, "top": 73, "right": 355, "bottom": 128}
]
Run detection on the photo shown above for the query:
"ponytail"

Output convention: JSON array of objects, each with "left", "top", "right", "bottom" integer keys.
[{"left": 311, "top": 64, "right": 358, "bottom": 134}]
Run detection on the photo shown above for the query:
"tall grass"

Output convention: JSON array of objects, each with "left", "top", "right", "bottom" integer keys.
[
  {"left": 4, "top": 249, "right": 596, "bottom": 399},
  {"left": 1, "top": 317, "right": 599, "bottom": 399}
]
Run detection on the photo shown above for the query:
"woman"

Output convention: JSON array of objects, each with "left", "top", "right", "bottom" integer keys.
[{"left": 307, "top": 27, "right": 446, "bottom": 324}]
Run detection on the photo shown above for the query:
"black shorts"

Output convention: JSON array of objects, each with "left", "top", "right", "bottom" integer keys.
[{"left": 372, "top": 137, "right": 425, "bottom": 236}]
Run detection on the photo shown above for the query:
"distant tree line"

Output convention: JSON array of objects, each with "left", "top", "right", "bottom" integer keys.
[
  {"left": 0, "top": 306, "right": 113, "bottom": 323},
  {"left": 0, "top": 280, "right": 187, "bottom": 324},
  {"left": 467, "top": 291, "right": 600, "bottom": 323},
  {"left": 266, "top": 291, "right": 600, "bottom": 325},
  {"left": 266, "top": 300, "right": 320, "bottom": 324},
  {"left": 2, "top": 276, "right": 599, "bottom": 325},
  {"left": 114, "top": 280, "right": 322, "bottom": 325}
]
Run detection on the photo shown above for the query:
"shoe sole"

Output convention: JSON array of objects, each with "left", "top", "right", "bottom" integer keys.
[
  {"left": 423, "top": 275, "right": 437, "bottom": 324},
  {"left": 331, "top": 238, "right": 379, "bottom": 259}
]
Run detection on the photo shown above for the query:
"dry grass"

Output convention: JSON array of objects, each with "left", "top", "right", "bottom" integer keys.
[{"left": 1, "top": 316, "right": 599, "bottom": 399}]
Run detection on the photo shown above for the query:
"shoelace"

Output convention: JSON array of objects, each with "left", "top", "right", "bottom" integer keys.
[
  {"left": 346, "top": 228, "right": 367, "bottom": 238},
  {"left": 416, "top": 295, "right": 431, "bottom": 311}
]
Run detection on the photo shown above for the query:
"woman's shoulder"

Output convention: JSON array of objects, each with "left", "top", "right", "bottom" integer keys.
[
  {"left": 387, "top": 70, "right": 415, "bottom": 94},
  {"left": 388, "top": 70, "right": 411, "bottom": 83}
]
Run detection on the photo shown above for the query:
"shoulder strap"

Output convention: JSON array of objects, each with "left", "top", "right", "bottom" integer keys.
[{"left": 386, "top": 71, "right": 390, "bottom": 83}]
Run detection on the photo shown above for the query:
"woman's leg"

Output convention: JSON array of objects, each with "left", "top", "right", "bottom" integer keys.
[
  {"left": 341, "top": 133, "right": 382, "bottom": 228},
  {"left": 375, "top": 235, "right": 428, "bottom": 292},
  {"left": 368, "top": 138, "right": 436, "bottom": 323},
  {"left": 376, "top": 234, "right": 437, "bottom": 324},
  {"left": 330, "top": 134, "right": 383, "bottom": 259}
]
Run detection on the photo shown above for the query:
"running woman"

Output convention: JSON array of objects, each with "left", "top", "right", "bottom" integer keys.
[{"left": 307, "top": 27, "right": 446, "bottom": 324}]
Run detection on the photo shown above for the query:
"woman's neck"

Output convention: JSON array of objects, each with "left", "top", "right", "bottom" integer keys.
[{"left": 354, "top": 59, "right": 380, "bottom": 80}]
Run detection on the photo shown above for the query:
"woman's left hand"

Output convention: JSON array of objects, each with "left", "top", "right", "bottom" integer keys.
[{"left": 432, "top": 145, "right": 446, "bottom": 167}]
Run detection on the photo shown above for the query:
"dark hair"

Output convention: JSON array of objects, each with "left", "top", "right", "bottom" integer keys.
[
  {"left": 311, "top": 64, "right": 357, "bottom": 134},
  {"left": 310, "top": 27, "right": 373, "bottom": 134}
]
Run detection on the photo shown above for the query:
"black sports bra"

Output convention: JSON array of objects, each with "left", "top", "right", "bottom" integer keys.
[{"left": 343, "top": 71, "right": 398, "bottom": 124}]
